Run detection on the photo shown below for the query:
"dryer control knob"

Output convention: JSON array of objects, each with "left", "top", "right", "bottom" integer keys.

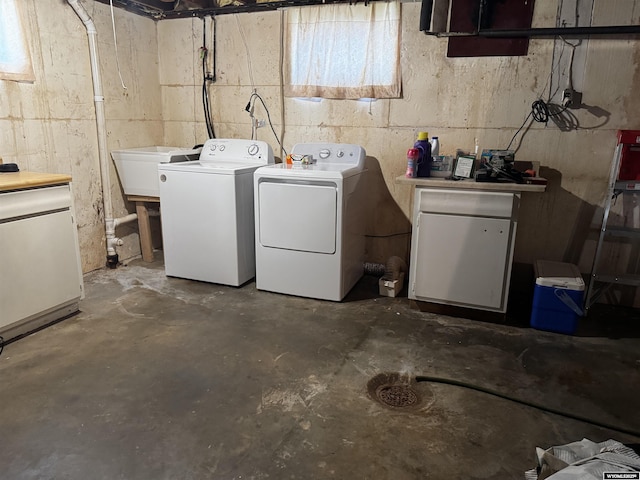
[
  {"left": 336, "top": 150, "right": 344, "bottom": 158},
  {"left": 248, "top": 144, "right": 259, "bottom": 156},
  {"left": 319, "top": 149, "right": 331, "bottom": 159}
]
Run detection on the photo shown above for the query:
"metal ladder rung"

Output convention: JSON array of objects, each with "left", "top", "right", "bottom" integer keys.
[
  {"left": 614, "top": 181, "right": 640, "bottom": 191},
  {"left": 603, "top": 226, "right": 640, "bottom": 238},
  {"left": 592, "top": 273, "right": 640, "bottom": 287}
]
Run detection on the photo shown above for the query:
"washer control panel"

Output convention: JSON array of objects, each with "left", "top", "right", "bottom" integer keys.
[
  {"left": 200, "top": 139, "right": 274, "bottom": 165},
  {"left": 291, "top": 143, "right": 365, "bottom": 167}
]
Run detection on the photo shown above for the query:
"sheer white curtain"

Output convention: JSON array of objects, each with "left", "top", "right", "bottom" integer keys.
[
  {"left": 285, "top": 1, "right": 401, "bottom": 99},
  {"left": 0, "top": 0, "right": 35, "bottom": 82}
]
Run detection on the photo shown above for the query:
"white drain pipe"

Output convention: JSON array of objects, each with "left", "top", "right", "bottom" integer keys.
[
  {"left": 68, "top": 0, "right": 134, "bottom": 268},
  {"left": 114, "top": 213, "right": 138, "bottom": 228}
]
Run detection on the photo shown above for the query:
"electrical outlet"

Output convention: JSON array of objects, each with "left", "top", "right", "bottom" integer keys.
[
  {"left": 562, "top": 88, "right": 582, "bottom": 109},
  {"left": 256, "top": 119, "right": 266, "bottom": 128}
]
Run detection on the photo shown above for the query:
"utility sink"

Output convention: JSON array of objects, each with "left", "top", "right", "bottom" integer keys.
[{"left": 111, "top": 146, "right": 201, "bottom": 197}]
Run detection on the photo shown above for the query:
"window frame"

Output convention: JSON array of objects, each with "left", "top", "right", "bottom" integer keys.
[
  {"left": 0, "top": 0, "right": 35, "bottom": 82},
  {"left": 284, "top": 1, "right": 402, "bottom": 100}
]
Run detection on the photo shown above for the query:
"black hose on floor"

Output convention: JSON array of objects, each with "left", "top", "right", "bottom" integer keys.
[{"left": 415, "top": 375, "right": 640, "bottom": 439}]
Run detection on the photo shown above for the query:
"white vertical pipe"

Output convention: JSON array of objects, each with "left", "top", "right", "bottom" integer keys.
[
  {"left": 67, "top": 0, "right": 119, "bottom": 259},
  {"left": 279, "top": 9, "right": 286, "bottom": 161}
]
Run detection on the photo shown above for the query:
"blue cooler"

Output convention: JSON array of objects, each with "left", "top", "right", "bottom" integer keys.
[{"left": 531, "top": 261, "right": 585, "bottom": 335}]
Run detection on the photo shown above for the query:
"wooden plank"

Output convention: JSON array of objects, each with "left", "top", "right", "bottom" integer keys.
[
  {"left": 135, "top": 201, "right": 154, "bottom": 262},
  {"left": 126, "top": 195, "right": 160, "bottom": 203}
]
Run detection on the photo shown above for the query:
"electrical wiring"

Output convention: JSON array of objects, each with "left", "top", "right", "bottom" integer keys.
[
  {"left": 415, "top": 375, "right": 640, "bottom": 439},
  {"left": 0, "top": 336, "right": 4, "bottom": 356},
  {"left": 531, "top": 100, "right": 550, "bottom": 123},
  {"left": 564, "top": 38, "right": 578, "bottom": 93},
  {"left": 505, "top": 36, "right": 578, "bottom": 152},
  {"left": 506, "top": 111, "right": 533, "bottom": 151},
  {"left": 235, "top": 15, "right": 256, "bottom": 92},
  {"left": 506, "top": 99, "right": 572, "bottom": 152},
  {"left": 236, "top": 15, "right": 262, "bottom": 140},
  {"left": 245, "top": 92, "right": 287, "bottom": 156},
  {"left": 201, "top": 17, "right": 215, "bottom": 139},
  {"left": 109, "top": 0, "right": 127, "bottom": 89},
  {"left": 210, "top": 16, "right": 217, "bottom": 83}
]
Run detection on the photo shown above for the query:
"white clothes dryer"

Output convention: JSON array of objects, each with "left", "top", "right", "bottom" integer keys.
[
  {"left": 254, "top": 143, "right": 366, "bottom": 301},
  {"left": 158, "top": 139, "right": 274, "bottom": 286}
]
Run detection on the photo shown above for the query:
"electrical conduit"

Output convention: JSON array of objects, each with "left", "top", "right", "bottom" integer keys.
[{"left": 67, "top": 0, "right": 135, "bottom": 268}]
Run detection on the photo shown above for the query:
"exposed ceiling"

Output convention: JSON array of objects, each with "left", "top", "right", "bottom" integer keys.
[
  {"left": 95, "top": 0, "right": 360, "bottom": 19},
  {"left": 96, "top": 0, "right": 640, "bottom": 39}
]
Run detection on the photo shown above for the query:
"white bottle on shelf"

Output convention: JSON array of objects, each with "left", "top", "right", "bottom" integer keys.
[{"left": 430, "top": 136, "right": 440, "bottom": 157}]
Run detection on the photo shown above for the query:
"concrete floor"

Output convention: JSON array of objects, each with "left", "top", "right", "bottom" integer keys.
[{"left": 1, "top": 256, "right": 639, "bottom": 480}]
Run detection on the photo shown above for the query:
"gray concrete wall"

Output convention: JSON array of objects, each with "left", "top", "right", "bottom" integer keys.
[{"left": 0, "top": 0, "right": 162, "bottom": 272}]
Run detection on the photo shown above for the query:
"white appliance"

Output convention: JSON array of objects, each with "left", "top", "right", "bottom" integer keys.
[
  {"left": 408, "top": 188, "right": 519, "bottom": 312},
  {"left": 0, "top": 182, "right": 84, "bottom": 341},
  {"left": 158, "top": 139, "right": 274, "bottom": 286},
  {"left": 254, "top": 143, "right": 367, "bottom": 301}
]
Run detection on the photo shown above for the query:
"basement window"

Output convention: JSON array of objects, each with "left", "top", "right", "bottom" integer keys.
[
  {"left": 285, "top": 1, "right": 401, "bottom": 100},
  {"left": 0, "top": 0, "right": 35, "bottom": 82}
]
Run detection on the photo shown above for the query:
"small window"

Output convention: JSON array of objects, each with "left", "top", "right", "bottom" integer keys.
[
  {"left": 0, "top": 0, "right": 35, "bottom": 82},
  {"left": 285, "top": 1, "right": 401, "bottom": 100}
]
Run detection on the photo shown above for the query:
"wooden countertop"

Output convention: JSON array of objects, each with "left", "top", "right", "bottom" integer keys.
[
  {"left": 395, "top": 175, "right": 547, "bottom": 193},
  {"left": 0, "top": 172, "right": 72, "bottom": 192}
]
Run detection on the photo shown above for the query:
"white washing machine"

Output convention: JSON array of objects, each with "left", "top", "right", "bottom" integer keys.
[
  {"left": 254, "top": 143, "right": 366, "bottom": 301},
  {"left": 158, "top": 139, "right": 274, "bottom": 286}
]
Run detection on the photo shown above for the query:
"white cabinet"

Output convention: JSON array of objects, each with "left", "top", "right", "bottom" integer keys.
[
  {"left": 408, "top": 188, "right": 519, "bottom": 313},
  {"left": 0, "top": 183, "right": 83, "bottom": 341}
]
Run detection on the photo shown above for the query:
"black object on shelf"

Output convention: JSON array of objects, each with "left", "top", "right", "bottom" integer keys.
[{"left": 0, "top": 163, "right": 19, "bottom": 173}]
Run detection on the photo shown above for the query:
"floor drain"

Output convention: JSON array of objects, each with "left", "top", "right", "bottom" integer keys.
[
  {"left": 376, "top": 384, "right": 418, "bottom": 408},
  {"left": 367, "top": 372, "right": 425, "bottom": 411}
]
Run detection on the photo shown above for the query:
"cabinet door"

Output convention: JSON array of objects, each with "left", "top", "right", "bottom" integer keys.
[
  {"left": 411, "top": 212, "right": 512, "bottom": 310},
  {"left": 0, "top": 210, "right": 82, "bottom": 327}
]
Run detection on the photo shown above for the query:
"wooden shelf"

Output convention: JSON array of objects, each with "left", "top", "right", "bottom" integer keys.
[
  {"left": 0, "top": 172, "right": 71, "bottom": 191},
  {"left": 395, "top": 175, "right": 546, "bottom": 193}
]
